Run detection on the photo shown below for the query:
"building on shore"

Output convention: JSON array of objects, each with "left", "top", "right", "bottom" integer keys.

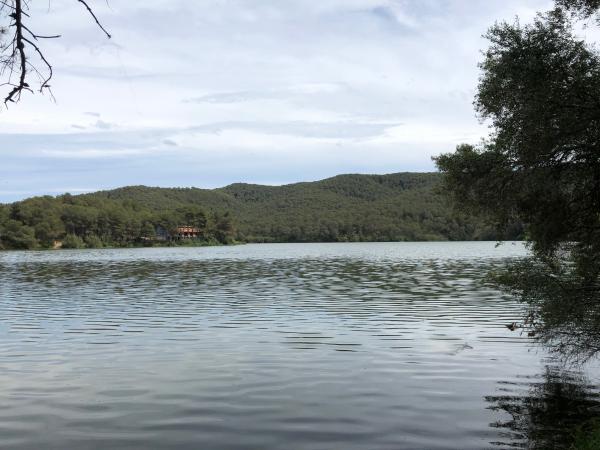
[
  {"left": 176, "top": 226, "right": 202, "bottom": 239},
  {"left": 153, "top": 225, "right": 202, "bottom": 241}
]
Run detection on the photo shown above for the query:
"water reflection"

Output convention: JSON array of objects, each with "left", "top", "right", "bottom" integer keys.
[
  {"left": 487, "top": 366, "right": 600, "bottom": 449},
  {"left": 492, "top": 258, "right": 600, "bottom": 362},
  {"left": 0, "top": 243, "right": 597, "bottom": 449}
]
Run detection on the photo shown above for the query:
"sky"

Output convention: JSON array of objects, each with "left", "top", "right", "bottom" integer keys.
[{"left": 0, "top": 0, "right": 555, "bottom": 202}]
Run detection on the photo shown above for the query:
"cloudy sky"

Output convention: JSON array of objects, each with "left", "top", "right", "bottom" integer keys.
[{"left": 0, "top": 0, "right": 554, "bottom": 202}]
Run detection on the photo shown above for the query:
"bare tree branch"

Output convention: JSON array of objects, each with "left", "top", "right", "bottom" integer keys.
[
  {"left": 0, "top": 0, "right": 111, "bottom": 106},
  {"left": 77, "top": 0, "right": 111, "bottom": 38},
  {"left": 4, "top": 0, "right": 29, "bottom": 104},
  {"left": 22, "top": 23, "right": 60, "bottom": 39}
]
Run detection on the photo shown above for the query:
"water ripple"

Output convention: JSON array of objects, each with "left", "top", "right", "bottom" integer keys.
[{"left": 0, "top": 242, "right": 598, "bottom": 449}]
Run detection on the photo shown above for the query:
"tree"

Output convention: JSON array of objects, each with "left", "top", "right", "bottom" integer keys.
[
  {"left": 214, "top": 211, "right": 235, "bottom": 244},
  {"left": 178, "top": 205, "right": 208, "bottom": 231},
  {"left": 10, "top": 196, "right": 65, "bottom": 246},
  {"left": 556, "top": 0, "right": 600, "bottom": 18},
  {"left": 62, "top": 233, "right": 85, "bottom": 249},
  {"left": 0, "top": 219, "right": 36, "bottom": 249},
  {"left": 434, "top": 1, "right": 600, "bottom": 359},
  {"left": 0, "top": 0, "right": 110, "bottom": 105},
  {"left": 435, "top": 5, "right": 600, "bottom": 275}
]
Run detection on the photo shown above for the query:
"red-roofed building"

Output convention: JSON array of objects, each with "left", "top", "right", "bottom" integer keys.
[{"left": 176, "top": 226, "right": 201, "bottom": 239}]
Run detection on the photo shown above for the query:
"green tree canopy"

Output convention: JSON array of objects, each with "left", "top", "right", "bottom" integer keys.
[
  {"left": 556, "top": 0, "right": 600, "bottom": 18},
  {"left": 435, "top": 0, "right": 600, "bottom": 359},
  {"left": 435, "top": 5, "right": 600, "bottom": 274}
]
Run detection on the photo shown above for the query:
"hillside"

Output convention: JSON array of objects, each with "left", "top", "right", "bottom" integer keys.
[
  {"left": 0, "top": 172, "right": 520, "bottom": 250},
  {"left": 88, "top": 172, "right": 508, "bottom": 242}
]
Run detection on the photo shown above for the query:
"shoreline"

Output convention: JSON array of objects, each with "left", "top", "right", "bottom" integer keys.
[{"left": 0, "top": 240, "right": 527, "bottom": 253}]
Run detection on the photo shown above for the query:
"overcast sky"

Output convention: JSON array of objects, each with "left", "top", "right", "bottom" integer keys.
[{"left": 0, "top": 0, "right": 554, "bottom": 202}]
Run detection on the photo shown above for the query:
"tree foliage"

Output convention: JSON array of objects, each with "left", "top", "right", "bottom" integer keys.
[
  {"left": 435, "top": 0, "right": 600, "bottom": 359},
  {"left": 435, "top": 5, "right": 600, "bottom": 274},
  {"left": 0, "top": 193, "right": 238, "bottom": 250},
  {"left": 0, "top": 172, "right": 516, "bottom": 250},
  {"left": 556, "top": 0, "right": 600, "bottom": 18},
  {"left": 98, "top": 173, "right": 512, "bottom": 243}
]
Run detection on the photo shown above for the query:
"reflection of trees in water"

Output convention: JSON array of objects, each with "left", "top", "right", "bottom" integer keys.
[
  {"left": 494, "top": 259, "right": 600, "bottom": 362},
  {"left": 486, "top": 366, "right": 600, "bottom": 449},
  {"left": 490, "top": 258, "right": 600, "bottom": 447}
]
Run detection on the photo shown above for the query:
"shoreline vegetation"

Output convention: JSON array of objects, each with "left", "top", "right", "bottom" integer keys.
[
  {"left": 22, "top": 239, "right": 247, "bottom": 252},
  {"left": 0, "top": 172, "right": 522, "bottom": 251},
  {"left": 434, "top": 2, "right": 600, "bottom": 365},
  {"left": 434, "top": 1, "right": 600, "bottom": 445}
]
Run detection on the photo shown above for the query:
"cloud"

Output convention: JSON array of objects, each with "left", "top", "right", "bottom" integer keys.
[
  {"left": 93, "top": 119, "right": 115, "bottom": 130},
  {"left": 0, "top": 0, "right": 555, "bottom": 202},
  {"left": 184, "top": 83, "right": 346, "bottom": 105}
]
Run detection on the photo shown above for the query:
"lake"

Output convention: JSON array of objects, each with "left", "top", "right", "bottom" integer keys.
[{"left": 1, "top": 242, "right": 599, "bottom": 449}]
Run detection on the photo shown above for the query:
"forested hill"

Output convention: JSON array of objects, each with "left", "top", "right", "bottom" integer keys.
[
  {"left": 0, "top": 172, "right": 521, "bottom": 250},
  {"left": 86, "top": 172, "right": 514, "bottom": 242}
]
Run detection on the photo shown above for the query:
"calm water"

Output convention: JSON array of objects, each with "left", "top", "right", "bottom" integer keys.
[{"left": 1, "top": 242, "right": 599, "bottom": 449}]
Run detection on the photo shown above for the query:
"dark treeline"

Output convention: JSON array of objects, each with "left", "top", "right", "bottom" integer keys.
[
  {"left": 0, "top": 172, "right": 521, "bottom": 250},
  {"left": 0, "top": 193, "right": 236, "bottom": 250}
]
